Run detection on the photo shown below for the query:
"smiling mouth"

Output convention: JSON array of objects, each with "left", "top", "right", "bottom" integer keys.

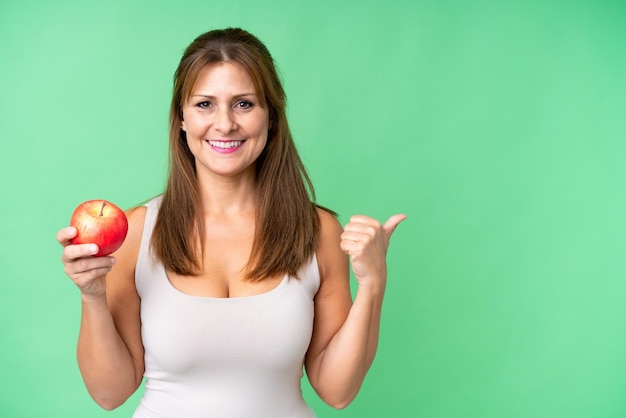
[{"left": 207, "top": 140, "right": 245, "bottom": 149}]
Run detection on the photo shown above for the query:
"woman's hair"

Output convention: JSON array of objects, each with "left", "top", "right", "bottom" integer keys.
[{"left": 152, "top": 27, "right": 322, "bottom": 281}]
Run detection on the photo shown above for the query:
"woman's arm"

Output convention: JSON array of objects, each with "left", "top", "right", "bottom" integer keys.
[
  {"left": 305, "top": 209, "right": 405, "bottom": 409},
  {"left": 58, "top": 207, "right": 146, "bottom": 410}
]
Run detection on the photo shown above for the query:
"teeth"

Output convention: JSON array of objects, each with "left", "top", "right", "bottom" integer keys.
[{"left": 208, "top": 140, "right": 243, "bottom": 149}]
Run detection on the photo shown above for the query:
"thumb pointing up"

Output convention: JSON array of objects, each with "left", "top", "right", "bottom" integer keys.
[{"left": 383, "top": 214, "right": 407, "bottom": 240}]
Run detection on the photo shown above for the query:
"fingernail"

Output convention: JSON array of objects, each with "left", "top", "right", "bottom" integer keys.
[
  {"left": 110, "top": 257, "right": 116, "bottom": 265},
  {"left": 90, "top": 245, "right": 98, "bottom": 254}
]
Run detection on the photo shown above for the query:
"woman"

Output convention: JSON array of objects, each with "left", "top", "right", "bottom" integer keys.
[{"left": 58, "top": 27, "right": 405, "bottom": 417}]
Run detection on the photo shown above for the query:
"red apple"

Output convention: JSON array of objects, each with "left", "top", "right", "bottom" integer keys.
[{"left": 70, "top": 199, "right": 129, "bottom": 256}]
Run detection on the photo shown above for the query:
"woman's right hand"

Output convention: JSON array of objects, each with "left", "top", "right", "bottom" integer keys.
[{"left": 57, "top": 226, "right": 116, "bottom": 299}]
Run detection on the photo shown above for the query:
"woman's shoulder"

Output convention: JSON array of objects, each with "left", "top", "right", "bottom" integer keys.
[
  {"left": 121, "top": 194, "right": 165, "bottom": 254},
  {"left": 125, "top": 206, "right": 146, "bottom": 228},
  {"left": 116, "top": 205, "right": 146, "bottom": 260},
  {"left": 315, "top": 206, "right": 347, "bottom": 282},
  {"left": 316, "top": 205, "right": 342, "bottom": 234},
  {"left": 124, "top": 195, "right": 163, "bottom": 226}
]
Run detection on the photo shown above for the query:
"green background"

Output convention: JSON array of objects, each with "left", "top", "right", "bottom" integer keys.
[{"left": 1, "top": 0, "right": 625, "bottom": 417}]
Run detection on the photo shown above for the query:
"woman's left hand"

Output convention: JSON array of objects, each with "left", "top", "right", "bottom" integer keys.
[{"left": 340, "top": 214, "right": 406, "bottom": 291}]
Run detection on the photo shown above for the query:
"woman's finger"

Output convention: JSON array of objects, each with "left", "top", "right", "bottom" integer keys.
[
  {"left": 56, "top": 226, "right": 78, "bottom": 246},
  {"left": 70, "top": 266, "right": 114, "bottom": 284},
  {"left": 62, "top": 243, "right": 100, "bottom": 263},
  {"left": 382, "top": 214, "right": 407, "bottom": 239}
]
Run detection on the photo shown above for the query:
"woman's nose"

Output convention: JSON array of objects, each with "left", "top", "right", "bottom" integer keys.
[{"left": 213, "top": 107, "right": 237, "bottom": 133}]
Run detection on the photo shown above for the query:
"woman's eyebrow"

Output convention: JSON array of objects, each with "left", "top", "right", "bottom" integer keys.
[{"left": 190, "top": 92, "right": 257, "bottom": 99}]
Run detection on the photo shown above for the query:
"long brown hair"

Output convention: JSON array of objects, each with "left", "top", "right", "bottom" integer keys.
[{"left": 152, "top": 27, "right": 323, "bottom": 281}]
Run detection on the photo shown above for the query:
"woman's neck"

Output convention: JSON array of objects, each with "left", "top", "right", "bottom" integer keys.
[{"left": 196, "top": 169, "right": 259, "bottom": 216}]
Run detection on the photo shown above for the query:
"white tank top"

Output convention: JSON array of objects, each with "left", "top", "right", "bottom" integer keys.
[{"left": 133, "top": 196, "right": 319, "bottom": 418}]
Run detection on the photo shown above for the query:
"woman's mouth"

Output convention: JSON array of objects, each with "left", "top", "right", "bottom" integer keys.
[{"left": 206, "top": 140, "right": 245, "bottom": 153}]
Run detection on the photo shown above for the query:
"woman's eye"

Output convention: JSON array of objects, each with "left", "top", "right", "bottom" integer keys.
[
  {"left": 236, "top": 100, "right": 253, "bottom": 109},
  {"left": 197, "top": 101, "right": 211, "bottom": 109}
]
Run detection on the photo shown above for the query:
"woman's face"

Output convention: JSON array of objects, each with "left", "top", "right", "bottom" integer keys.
[{"left": 181, "top": 62, "right": 270, "bottom": 181}]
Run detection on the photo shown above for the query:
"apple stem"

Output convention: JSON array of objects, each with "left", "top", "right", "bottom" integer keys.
[{"left": 99, "top": 201, "right": 107, "bottom": 217}]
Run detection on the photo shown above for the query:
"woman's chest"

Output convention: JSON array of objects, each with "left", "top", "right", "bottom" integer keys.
[
  {"left": 168, "top": 227, "right": 281, "bottom": 297},
  {"left": 140, "top": 277, "right": 315, "bottom": 375}
]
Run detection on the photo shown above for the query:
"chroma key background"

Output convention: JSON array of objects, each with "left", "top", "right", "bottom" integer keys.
[{"left": 1, "top": 0, "right": 625, "bottom": 417}]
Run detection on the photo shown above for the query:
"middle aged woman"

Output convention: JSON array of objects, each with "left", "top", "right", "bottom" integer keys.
[{"left": 58, "top": 27, "right": 406, "bottom": 418}]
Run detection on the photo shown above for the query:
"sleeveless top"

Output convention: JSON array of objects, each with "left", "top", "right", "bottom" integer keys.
[{"left": 133, "top": 196, "right": 319, "bottom": 418}]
